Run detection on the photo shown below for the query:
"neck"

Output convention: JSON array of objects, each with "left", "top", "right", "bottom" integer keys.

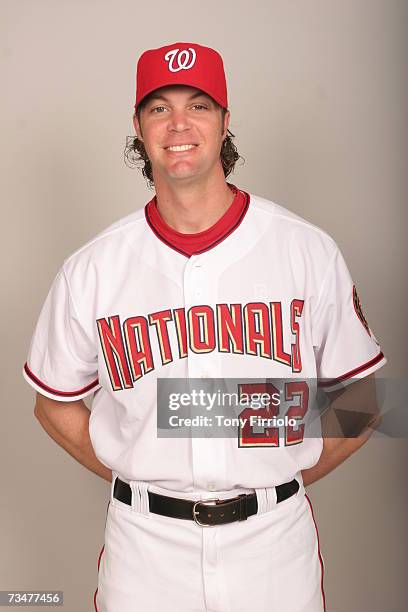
[{"left": 152, "top": 169, "right": 235, "bottom": 234}]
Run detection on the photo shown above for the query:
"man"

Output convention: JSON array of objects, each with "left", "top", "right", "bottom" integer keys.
[{"left": 23, "top": 42, "right": 387, "bottom": 611}]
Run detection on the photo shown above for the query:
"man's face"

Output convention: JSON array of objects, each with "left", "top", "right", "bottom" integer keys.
[{"left": 133, "top": 85, "right": 230, "bottom": 185}]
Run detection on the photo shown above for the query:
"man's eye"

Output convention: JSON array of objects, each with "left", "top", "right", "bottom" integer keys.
[
  {"left": 192, "top": 104, "right": 207, "bottom": 110},
  {"left": 151, "top": 106, "right": 167, "bottom": 113}
]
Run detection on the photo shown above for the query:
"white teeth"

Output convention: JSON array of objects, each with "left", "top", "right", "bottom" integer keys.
[{"left": 167, "top": 144, "right": 196, "bottom": 151}]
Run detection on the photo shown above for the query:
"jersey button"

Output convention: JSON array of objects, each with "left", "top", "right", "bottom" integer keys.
[
  {"left": 207, "top": 483, "right": 217, "bottom": 492},
  {"left": 195, "top": 289, "right": 202, "bottom": 298}
]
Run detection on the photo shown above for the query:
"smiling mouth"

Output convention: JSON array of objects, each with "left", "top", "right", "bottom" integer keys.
[{"left": 165, "top": 144, "right": 198, "bottom": 152}]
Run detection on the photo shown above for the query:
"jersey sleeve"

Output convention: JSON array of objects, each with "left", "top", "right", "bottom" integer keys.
[
  {"left": 22, "top": 266, "right": 100, "bottom": 402},
  {"left": 312, "top": 246, "right": 387, "bottom": 391}
]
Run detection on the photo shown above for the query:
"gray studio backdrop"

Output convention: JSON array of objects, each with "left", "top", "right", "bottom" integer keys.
[{"left": 2, "top": 1, "right": 407, "bottom": 611}]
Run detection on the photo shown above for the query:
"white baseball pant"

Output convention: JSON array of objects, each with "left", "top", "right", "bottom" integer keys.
[{"left": 94, "top": 474, "right": 326, "bottom": 612}]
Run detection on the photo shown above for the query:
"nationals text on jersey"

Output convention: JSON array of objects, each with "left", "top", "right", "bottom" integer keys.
[{"left": 97, "top": 299, "right": 305, "bottom": 390}]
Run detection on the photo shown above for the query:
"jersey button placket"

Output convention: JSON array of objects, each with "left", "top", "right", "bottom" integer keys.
[{"left": 183, "top": 255, "right": 222, "bottom": 491}]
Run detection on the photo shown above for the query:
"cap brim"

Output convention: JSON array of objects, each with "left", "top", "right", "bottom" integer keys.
[{"left": 135, "top": 81, "right": 226, "bottom": 110}]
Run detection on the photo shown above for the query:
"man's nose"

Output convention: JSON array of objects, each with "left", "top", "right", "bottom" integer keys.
[{"left": 167, "top": 109, "right": 191, "bottom": 132}]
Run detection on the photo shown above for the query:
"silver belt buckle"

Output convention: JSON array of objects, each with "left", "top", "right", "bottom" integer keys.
[
  {"left": 192, "top": 498, "right": 219, "bottom": 527},
  {"left": 192, "top": 496, "right": 242, "bottom": 527}
]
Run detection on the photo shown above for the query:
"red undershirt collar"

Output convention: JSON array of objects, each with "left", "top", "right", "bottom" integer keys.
[{"left": 144, "top": 183, "right": 250, "bottom": 257}]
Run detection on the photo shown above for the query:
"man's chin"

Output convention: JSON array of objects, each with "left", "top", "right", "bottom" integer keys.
[
  {"left": 162, "top": 166, "right": 203, "bottom": 182},
  {"left": 154, "top": 160, "right": 215, "bottom": 185}
]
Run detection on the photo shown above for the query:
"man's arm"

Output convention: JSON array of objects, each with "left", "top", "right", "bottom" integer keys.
[
  {"left": 34, "top": 392, "right": 112, "bottom": 483},
  {"left": 301, "top": 373, "right": 381, "bottom": 486}
]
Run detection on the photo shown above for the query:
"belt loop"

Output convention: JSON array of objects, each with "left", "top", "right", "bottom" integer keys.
[
  {"left": 267, "top": 485, "right": 278, "bottom": 511},
  {"left": 130, "top": 481, "right": 150, "bottom": 516},
  {"left": 139, "top": 482, "right": 149, "bottom": 515},
  {"left": 130, "top": 481, "right": 141, "bottom": 513},
  {"left": 254, "top": 488, "right": 268, "bottom": 514},
  {"left": 259, "top": 485, "right": 278, "bottom": 512}
]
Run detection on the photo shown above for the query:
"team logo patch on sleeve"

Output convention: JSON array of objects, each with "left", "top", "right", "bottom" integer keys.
[{"left": 352, "top": 285, "right": 371, "bottom": 336}]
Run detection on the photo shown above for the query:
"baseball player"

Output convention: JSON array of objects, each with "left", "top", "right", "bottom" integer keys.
[{"left": 23, "top": 42, "right": 387, "bottom": 612}]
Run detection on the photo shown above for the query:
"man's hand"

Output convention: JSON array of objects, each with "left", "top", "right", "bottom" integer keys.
[
  {"left": 34, "top": 393, "right": 113, "bottom": 483},
  {"left": 301, "top": 373, "right": 381, "bottom": 487}
]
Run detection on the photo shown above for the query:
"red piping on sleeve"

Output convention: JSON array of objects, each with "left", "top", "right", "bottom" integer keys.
[
  {"left": 24, "top": 362, "right": 99, "bottom": 397},
  {"left": 317, "top": 351, "right": 385, "bottom": 389}
]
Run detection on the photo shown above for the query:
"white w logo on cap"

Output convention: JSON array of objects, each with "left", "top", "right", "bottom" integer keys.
[{"left": 164, "top": 48, "right": 196, "bottom": 73}]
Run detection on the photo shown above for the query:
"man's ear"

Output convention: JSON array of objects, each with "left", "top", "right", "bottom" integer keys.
[
  {"left": 133, "top": 113, "right": 143, "bottom": 141},
  {"left": 222, "top": 109, "right": 230, "bottom": 140}
]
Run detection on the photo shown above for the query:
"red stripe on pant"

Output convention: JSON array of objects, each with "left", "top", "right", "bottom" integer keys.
[
  {"left": 305, "top": 493, "right": 327, "bottom": 612},
  {"left": 93, "top": 545, "right": 105, "bottom": 612},
  {"left": 94, "top": 500, "right": 110, "bottom": 611}
]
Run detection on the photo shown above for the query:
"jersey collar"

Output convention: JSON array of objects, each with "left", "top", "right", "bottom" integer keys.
[{"left": 144, "top": 183, "right": 250, "bottom": 258}]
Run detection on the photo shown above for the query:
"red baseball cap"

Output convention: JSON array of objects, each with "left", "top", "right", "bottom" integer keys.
[{"left": 134, "top": 42, "right": 228, "bottom": 111}]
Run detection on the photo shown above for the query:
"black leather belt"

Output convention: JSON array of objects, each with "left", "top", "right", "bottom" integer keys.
[{"left": 113, "top": 477, "right": 300, "bottom": 526}]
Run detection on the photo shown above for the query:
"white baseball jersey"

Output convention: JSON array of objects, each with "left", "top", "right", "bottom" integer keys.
[{"left": 23, "top": 185, "right": 386, "bottom": 493}]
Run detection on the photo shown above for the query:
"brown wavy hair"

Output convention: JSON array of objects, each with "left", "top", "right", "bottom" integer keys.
[{"left": 124, "top": 99, "right": 244, "bottom": 189}]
